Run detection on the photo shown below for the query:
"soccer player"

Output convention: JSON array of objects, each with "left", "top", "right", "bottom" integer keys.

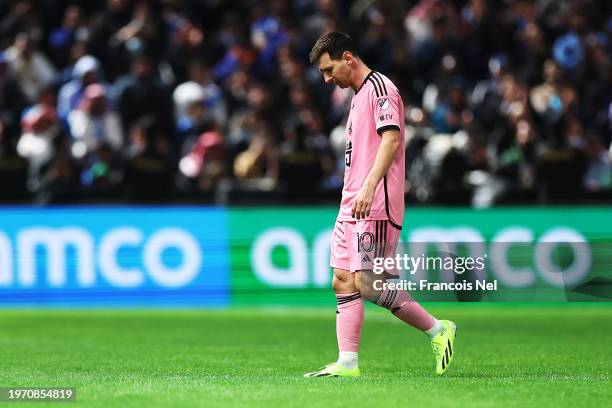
[{"left": 304, "top": 32, "right": 456, "bottom": 378}]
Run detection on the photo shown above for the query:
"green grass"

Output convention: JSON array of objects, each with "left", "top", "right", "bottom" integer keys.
[{"left": 0, "top": 304, "right": 611, "bottom": 407}]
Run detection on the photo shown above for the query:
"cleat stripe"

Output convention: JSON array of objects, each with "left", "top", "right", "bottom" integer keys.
[{"left": 448, "top": 339, "right": 453, "bottom": 356}]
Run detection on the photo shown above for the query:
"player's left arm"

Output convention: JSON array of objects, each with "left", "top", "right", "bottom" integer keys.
[
  {"left": 352, "top": 88, "right": 402, "bottom": 220},
  {"left": 352, "top": 129, "right": 400, "bottom": 220}
]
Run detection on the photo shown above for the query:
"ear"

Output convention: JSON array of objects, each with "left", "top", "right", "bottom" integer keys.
[{"left": 343, "top": 51, "right": 353, "bottom": 65}]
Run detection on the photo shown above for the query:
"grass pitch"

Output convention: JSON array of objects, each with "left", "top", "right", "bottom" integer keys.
[{"left": 0, "top": 304, "right": 610, "bottom": 407}]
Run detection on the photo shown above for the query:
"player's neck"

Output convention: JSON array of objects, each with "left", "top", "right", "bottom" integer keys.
[{"left": 351, "top": 62, "right": 372, "bottom": 93}]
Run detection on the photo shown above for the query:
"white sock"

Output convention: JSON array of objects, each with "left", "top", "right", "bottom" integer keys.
[
  {"left": 424, "top": 319, "right": 444, "bottom": 338},
  {"left": 336, "top": 351, "right": 358, "bottom": 369}
]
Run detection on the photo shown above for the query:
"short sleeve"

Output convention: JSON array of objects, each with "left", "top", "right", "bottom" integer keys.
[{"left": 373, "top": 93, "right": 401, "bottom": 135}]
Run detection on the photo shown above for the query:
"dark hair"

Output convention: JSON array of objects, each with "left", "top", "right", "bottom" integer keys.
[
  {"left": 133, "top": 115, "right": 158, "bottom": 140},
  {"left": 309, "top": 32, "right": 357, "bottom": 63}
]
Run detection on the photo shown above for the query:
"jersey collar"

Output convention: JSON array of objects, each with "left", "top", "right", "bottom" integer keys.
[{"left": 355, "top": 70, "right": 374, "bottom": 94}]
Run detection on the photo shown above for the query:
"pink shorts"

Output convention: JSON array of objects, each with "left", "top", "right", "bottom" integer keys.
[{"left": 330, "top": 219, "right": 401, "bottom": 273}]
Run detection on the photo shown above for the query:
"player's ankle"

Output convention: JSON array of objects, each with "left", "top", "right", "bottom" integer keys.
[
  {"left": 424, "top": 318, "right": 444, "bottom": 338},
  {"left": 337, "top": 351, "right": 359, "bottom": 369}
]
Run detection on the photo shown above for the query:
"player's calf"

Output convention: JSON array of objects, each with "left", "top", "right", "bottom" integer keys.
[
  {"left": 357, "top": 270, "right": 457, "bottom": 375},
  {"left": 357, "top": 269, "right": 445, "bottom": 334}
]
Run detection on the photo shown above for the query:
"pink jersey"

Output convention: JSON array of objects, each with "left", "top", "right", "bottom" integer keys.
[{"left": 338, "top": 71, "right": 405, "bottom": 230}]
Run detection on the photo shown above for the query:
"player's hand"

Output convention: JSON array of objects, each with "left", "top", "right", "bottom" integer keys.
[{"left": 352, "top": 182, "right": 376, "bottom": 220}]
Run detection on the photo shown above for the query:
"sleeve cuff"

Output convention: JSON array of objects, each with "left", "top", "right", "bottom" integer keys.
[{"left": 376, "top": 124, "right": 400, "bottom": 135}]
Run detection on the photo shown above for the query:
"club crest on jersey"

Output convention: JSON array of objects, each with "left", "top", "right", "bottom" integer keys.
[{"left": 378, "top": 98, "right": 389, "bottom": 110}]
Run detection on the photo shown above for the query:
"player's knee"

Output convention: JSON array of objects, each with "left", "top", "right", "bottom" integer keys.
[
  {"left": 361, "top": 287, "right": 379, "bottom": 302},
  {"left": 355, "top": 270, "right": 380, "bottom": 302},
  {"left": 332, "top": 269, "right": 356, "bottom": 293},
  {"left": 332, "top": 276, "right": 357, "bottom": 293},
  {"left": 359, "top": 282, "right": 380, "bottom": 302}
]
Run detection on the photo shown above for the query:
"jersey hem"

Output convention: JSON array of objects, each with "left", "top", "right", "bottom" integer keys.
[{"left": 336, "top": 215, "right": 397, "bottom": 222}]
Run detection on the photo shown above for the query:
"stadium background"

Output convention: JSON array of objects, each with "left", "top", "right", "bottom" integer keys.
[{"left": 0, "top": 0, "right": 611, "bottom": 407}]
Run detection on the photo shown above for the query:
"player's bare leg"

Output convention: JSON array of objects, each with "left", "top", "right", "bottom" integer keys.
[{"left": 304, "top": 268, "right": 363, "bottom": 377}]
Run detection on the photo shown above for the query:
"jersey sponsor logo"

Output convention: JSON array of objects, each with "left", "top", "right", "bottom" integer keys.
[
  {"left": 379, "top": 113, "right": 393, "bottom": 121},
  {"left": 378, "top": 98, "right": 389, "bottom": 110}
]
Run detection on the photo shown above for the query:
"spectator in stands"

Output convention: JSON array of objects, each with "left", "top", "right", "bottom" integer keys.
[
  {"left": 173, "top": 63, "right": 225, "bottom": 145},
  {"left": 0, "top": 50, "right": 28, "bottom": 137},
  {"left": 79, "top": 142, "right": 123, "bottom": 198},
  {"left": 16, "top": 104, "right": 65, "bottom": 195},
  {"left": 58, "top": 55, "right": 110, "bottom": 120},
  {"left": 124, "top": 115, "right": 175, "bottom": 200},
  {"left": 0, "top": 117, "right": 28, "bottom": 199},
  {"left": 48, "top": 5, "right": 89, "bottom": 69},
  {"left": 178, "top": 130, "right": 227, "bottom": 193},
  {"left": 114, "top": 53, "right": 174, "bottom": 139},
  {"left": 278, "top": 120, "right": 324, "bottom": 198},
  {"left": 187, "top": 61, "right": 227, "bottom": 128},
  {"left": 233, "top": 125, "right": 278, "bottom": 181},
  {"left": 55, "top": 40, "right": 88, "bottom": 87},
  {"left": 250, "top": 15, "right": 288, "bottom": 79},
  {"left": 530, "top": 59, "right": 566, "bottom": 127},
  {"left": 113, "top": 0, "right": 166, "bottom": 63},
  {"left": 0, "top": 0, "right": 44, "bottom": 50},
  {"left": 3, "top": 32, "right": 56, "bottom": 103},
  {"left": 173, "top": 81, "right": 208, "bottom": 142},
  {"left": 470, "top": 54, "right": 509, "bottom": 131},
  {"left": 163, "top": 5, "right": 205, "bottom": 84},
  {"left": 88, "top": 0, "right": 133, "bottom": 81},
  {"left": 35, "top": 152, "right": 78, "bottom": 204},
  {"left": 67, "top": 83, "right": 123, "bottom": 160},
  {"left": 0, "top": 0, "right": 610, "bottom": 205},
  {"left": 583, "top": 133, "right": 612, "bottom": 191}
]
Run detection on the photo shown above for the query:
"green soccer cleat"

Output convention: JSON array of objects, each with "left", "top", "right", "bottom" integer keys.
[
  {"left": 304, "top": 362, "right": 361, "bottom": 378},
  {"left": 431, "top": 320, "right": 457, "bottom": 376}
]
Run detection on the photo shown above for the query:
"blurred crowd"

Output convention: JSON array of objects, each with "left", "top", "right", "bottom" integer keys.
[{"left": 0, "top": 0, "right": 611, "bottom": 206}]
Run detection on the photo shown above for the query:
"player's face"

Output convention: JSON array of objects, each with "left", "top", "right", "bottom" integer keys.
[{"left": 318, "top": 52, "right": 351, "bottom": 89}]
